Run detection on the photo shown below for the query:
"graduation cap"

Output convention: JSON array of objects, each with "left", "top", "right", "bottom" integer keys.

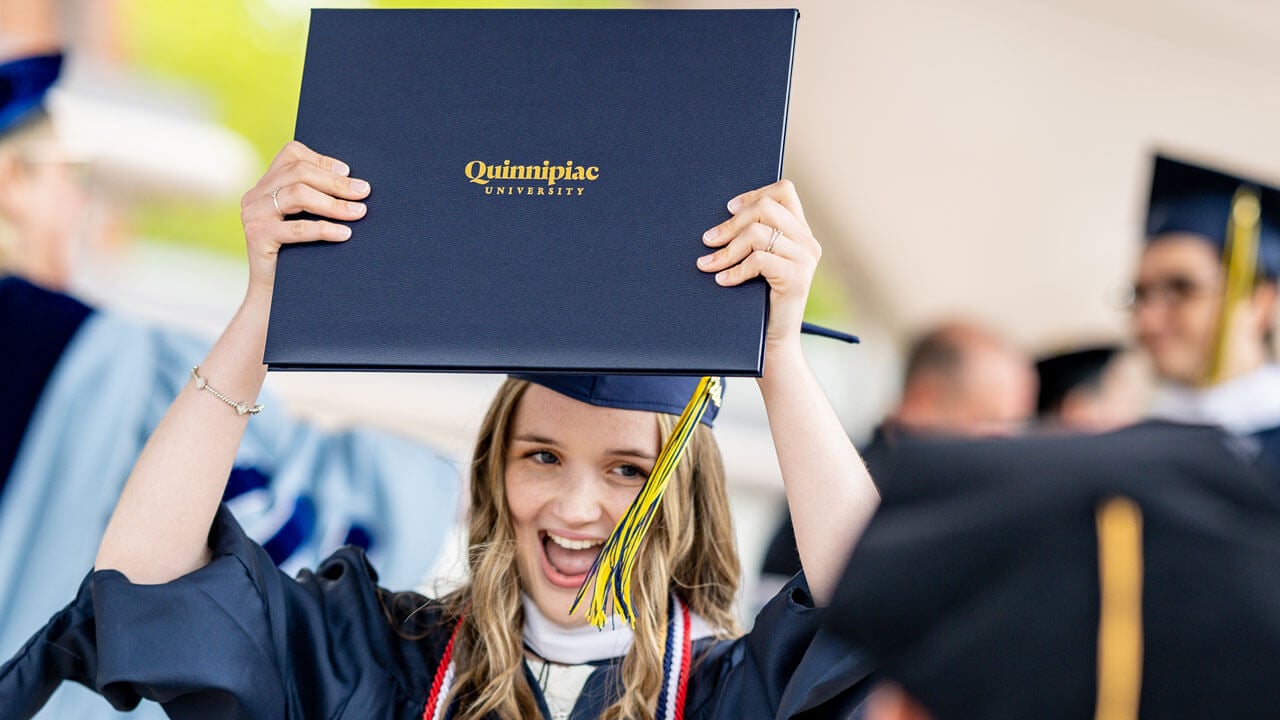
[
  {"left": 1145, "top": 154, "right": 1280, "bottom": 385},
  {"left": 1034, "top": 345, "right": 1121, "bottom": 417},
  {"left": 1146, "top": 154, "right": 1280, "bottom": 279},
  {"left": 0, "top": 53, "right": 61, "bottom": 137},
  {"left": 825, "top": 423, "right": 1280, "bottom": 719},
  {"left": 511, "top": 374, "right": 723, "bottom": 427}
]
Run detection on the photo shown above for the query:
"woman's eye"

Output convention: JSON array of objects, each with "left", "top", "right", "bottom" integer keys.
[
  {"left": 614, "top": 464, "right": 648, "bottom": 480},
  {"left": 530, "top": 450, "right": 559, "bottom": 465}
]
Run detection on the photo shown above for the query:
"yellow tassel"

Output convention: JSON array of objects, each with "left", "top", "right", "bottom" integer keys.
[
  {"left": 1094, "top": 496, "right": 1144, "bottom": 720},
  {"left": 571, "top": 376, "right": 722, "bottom": 628},
  {"left": 1205, "top": 187, "right": 1261, "bottom": 385}
]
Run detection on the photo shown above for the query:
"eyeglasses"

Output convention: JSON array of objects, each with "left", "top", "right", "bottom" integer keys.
[{"left": 1122, "top": 275, "right": 1219, "bottom": 310}]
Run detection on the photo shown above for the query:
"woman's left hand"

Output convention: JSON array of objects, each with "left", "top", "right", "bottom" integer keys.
[{"left": 697, "top": 179, "right": 819, "bottom": 357}]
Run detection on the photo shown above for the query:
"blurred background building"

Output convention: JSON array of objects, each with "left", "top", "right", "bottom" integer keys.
[{"left": 6, "top": 0, "right": 1278, "bottom": 612}]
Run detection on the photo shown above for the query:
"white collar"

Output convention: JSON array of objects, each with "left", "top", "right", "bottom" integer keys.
[
  {"left": 1148, "top": 364, "right": 1280, "bottom": 435},
  {"left": 520, "top": 594, "right": 716, "bottom": 665}
]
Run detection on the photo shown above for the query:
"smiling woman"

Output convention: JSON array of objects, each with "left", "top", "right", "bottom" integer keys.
[
  {"left": 2, "top": 140, "right": 880, "bottom": 720},
  {"left": 395, "top": 375, "right": 742, "bottom": 720}
]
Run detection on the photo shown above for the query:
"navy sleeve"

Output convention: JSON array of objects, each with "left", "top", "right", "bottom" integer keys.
[
  {"left": 687, "top": 573, "right": 876, "bottom": 720},
  {"left": 0, "top": 572, "right": 100, "bottom": 719},
  {"left": 91, "top": 505, "right": 438, "bottom": 719}
]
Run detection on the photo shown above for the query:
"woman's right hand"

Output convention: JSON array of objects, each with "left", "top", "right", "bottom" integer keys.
[{"left": 240, "top": 140, "right": 370, "bottom": 297}]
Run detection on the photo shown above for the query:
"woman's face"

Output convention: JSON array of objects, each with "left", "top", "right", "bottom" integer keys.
[{"left": 505, "top": 384, "right": 660, "bottom": 628}]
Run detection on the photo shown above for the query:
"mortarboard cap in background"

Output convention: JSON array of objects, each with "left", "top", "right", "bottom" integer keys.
[
  {"left": 825, "top": 422, "right": 1280, "bottom": 719},
  {"left": 1034, "top": 345, "right": 1121, "bottom": 417},
  {"left": 0, "top": 53, "right": 60, "bottom": 138},
  {"left": 1145, "top": 153, "right": 1280, "bottom": 279},
  {"left": 1146, "top": 153, "right": 1280, "bottom": 384}
]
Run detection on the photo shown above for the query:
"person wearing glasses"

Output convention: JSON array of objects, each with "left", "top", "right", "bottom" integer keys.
[{"left": 1129, "top": 154, "right": 1279, "bottom": 476}]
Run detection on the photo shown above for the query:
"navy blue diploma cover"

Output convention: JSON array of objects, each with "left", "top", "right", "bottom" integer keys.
[{"left": 265, "top": 9, "right": 799, "bottom": 375}]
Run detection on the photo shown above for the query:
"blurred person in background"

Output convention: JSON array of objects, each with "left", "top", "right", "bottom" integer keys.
[
  {"left": 875, "top": 320, "right": 1038, "bottom": 441},
  {"left": 758, "top": 319, "right": 1036, "bottom": 594},
  {"left": 0, "top": 50, "right": 461, "bottom": 719},
  {"left": 824, "top": 420, "right": 1280, "bottom": 720},
  {"left": 0, "top": 56, "right": 80, "bottom": 290},
  {"left": 1132, "top": 154, "right": 1280, "bottom": 476},
  {"left": 1033, "top": 345, "right": 1147, "bottom": 433},
  {"left": 812, "top": 155, "right": 1280, "bottom": 720}
]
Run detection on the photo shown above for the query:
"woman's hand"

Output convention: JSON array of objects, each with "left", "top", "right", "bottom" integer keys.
[
  {"left": 696, "top": 179, "right": 819, "bottom": 360},
  {"left": 240, "top": 140, "right": 370, "bottom": 298}
]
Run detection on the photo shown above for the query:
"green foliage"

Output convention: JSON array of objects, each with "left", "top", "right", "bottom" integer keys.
[
  {"left": 120, "top": 0, "right": 620, "bottom": 254},
  {"left": 804, "top": 267, "right": 854, "bottom": 326},
  {"left": 120, "top": 0, "right": 304, "bottom": 252}
]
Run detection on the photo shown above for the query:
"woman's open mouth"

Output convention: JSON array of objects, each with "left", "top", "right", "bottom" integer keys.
[{"left": 539, "top": 530, "right": 605, "bottom": 589}]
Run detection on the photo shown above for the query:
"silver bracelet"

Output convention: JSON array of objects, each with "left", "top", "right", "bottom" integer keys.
[{"left": 190, "top": 366, "right": 263, "bottom": 416}]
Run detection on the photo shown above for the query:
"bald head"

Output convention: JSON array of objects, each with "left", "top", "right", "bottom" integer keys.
[{"left": 893, "top": 321, "right": 1037, "bottom": 437}]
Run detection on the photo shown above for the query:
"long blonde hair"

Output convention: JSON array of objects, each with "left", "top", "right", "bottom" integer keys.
[{"left": 436, "top": 378, "right": 743, "bottom": 720}]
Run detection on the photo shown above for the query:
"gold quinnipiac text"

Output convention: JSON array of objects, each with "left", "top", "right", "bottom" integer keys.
[{"left": 463, "top": 159, "right": 600, "bottom": 197}]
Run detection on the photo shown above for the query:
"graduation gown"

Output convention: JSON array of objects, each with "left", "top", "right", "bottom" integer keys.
[
  {"left": 823, "top": 420, "right": 1280, "bottom": 719},
  {"left": 0, "top": 277, "right": 462, "bottom": 719},
  {"left": 0, "top": 505, "right": 874, "bottom": 719},
  {"left": 1253, "top": 425, "right": 1280, "bottom": 480}
]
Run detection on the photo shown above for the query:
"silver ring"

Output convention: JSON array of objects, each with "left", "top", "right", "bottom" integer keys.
[
  {"left": 766, "top": 227, "right": 784, "bottom": 254},
  {"left": 271, "top": 186, "right": 284, "bottom": 218}
]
